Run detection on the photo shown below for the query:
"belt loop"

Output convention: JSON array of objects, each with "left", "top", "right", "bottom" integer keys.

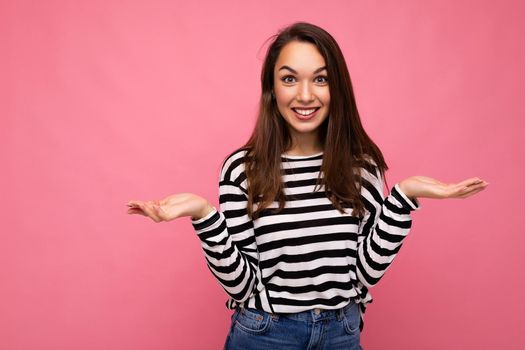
[{"left": 337, "top": 306, "right": 344, "bottom": 321}]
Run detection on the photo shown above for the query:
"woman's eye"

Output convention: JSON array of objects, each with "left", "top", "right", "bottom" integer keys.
[
  {"left": 282, "top": 76, "right": 295, "bottom": 83},
  {"left": 316, "top": 75, "right": 328, "bottom": 83}
]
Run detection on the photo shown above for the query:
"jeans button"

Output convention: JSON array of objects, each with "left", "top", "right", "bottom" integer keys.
[{"left": 314, "top": 308, "right": 321, "bottom": 315}]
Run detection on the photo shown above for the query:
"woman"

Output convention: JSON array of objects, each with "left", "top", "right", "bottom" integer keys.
[{"left": 127, "top": 22, "right": 488, "bottom": 350}]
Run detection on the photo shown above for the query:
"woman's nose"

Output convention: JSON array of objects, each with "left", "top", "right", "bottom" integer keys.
[{"left": 297, "top": 83, "right": 315, "bottom": 102}]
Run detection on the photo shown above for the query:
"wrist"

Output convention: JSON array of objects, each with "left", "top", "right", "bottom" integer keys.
[
  {"left": 192, "top": 201, "right": 214, "bottom": 220},
  {"left": 398, "top": 181, "right": 414, "bottom": 200}
]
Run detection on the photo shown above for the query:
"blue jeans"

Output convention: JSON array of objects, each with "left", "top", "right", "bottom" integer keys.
[{"left": 224, "top": 300, "right": 363, "bottom": 350}]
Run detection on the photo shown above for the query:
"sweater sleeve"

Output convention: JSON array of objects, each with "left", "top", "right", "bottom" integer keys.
[
  {"left": 190, "top": 156, "right": 262, "bottom": 303},
  {"left": 356, "top": 164, "right": 421, "bottom": 288}
]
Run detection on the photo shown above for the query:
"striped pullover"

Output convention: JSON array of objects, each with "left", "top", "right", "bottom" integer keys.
[{"left": 191, "top": 148, "right": 421, "bottom": 331}]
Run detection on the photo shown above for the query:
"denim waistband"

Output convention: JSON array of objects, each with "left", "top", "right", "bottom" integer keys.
[{"left": 239, "top": 298, "right": 357, "bottom": 323}]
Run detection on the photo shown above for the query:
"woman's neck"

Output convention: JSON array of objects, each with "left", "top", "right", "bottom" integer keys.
[
  {"left": 284, "top": 131, "right": 324, "bottom": 156},
  {"left": 283, "top": 145, "right": 324, "bottom": 156}
]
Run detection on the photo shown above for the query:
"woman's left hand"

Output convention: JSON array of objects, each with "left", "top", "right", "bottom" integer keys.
[{"left": 398, "top": 176, "right": 489, "bottom": 201}]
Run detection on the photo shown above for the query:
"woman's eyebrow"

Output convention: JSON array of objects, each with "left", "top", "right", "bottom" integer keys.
[{"left": 278, "top": 65, "right": 327, "bottom": 74}]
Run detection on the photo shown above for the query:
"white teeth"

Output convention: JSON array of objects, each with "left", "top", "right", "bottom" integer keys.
[{"left": 293, "top": 108, "right": 317, "bottom": 116}]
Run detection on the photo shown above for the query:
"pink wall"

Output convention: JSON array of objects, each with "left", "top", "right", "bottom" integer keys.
[{"left": 1, "top": 0, "right": 523, "bottom": 349}]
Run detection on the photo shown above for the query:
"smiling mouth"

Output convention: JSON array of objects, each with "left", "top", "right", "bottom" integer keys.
[{"left": 291, "top": 107, "right": 320, "bottom": 116}]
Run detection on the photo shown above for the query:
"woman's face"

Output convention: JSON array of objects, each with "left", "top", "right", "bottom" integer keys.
[{"left": 273, "top": 41, "right": 330, "bottom": 144}]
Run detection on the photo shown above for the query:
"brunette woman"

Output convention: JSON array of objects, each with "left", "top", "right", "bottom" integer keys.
[{"left": 127, "top": 22, "right": 488, "bottom": 350}]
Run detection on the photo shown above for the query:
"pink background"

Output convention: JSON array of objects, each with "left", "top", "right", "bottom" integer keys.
[{"left": 1, "top": 0, "right": 524, "bottom": 349}]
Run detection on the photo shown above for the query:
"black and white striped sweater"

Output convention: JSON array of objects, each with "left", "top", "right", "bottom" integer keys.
[{"left": 191, "top": 148, "right": 420, "bottom": 331}]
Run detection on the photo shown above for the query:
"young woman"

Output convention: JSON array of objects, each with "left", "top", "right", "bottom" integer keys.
[{"left": 127, "top": 22, "right": 488, "bottom": 350}]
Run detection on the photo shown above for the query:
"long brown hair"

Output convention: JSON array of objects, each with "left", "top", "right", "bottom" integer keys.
[{"left": 227, "top": 21, "right": 389, "bottom": 220}]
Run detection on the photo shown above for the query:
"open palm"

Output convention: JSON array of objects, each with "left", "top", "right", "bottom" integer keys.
[
  {"left": 399, "top": 176, "right": 489, "bottom": 200},
  {"left": 127, "top": 193, "right": 210, "bottom": 223}
]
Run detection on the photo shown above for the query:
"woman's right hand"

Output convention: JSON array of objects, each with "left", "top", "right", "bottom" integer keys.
[{"left": 126, "top": 193, "right": 214, "bottom": 223}]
